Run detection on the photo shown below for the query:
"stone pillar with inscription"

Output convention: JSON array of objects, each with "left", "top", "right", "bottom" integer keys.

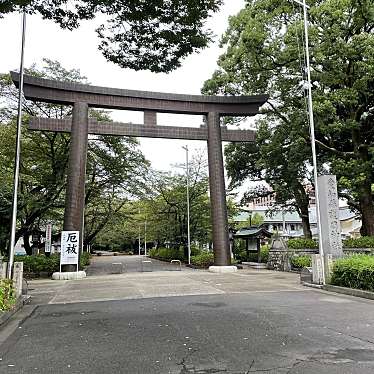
[{"left": 317, "top": 175, "right": 343, "bottom": 258}]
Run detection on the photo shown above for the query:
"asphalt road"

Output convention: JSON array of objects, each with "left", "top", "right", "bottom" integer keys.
[
  {"left": 1, "top": 287, "right": 374, "bottom": 373},
  {"left": 86, "top": 255, "right": 188, "bottom": 276}
]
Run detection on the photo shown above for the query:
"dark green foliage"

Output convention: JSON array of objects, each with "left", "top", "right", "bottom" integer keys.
[
  {"left": 331, "top": 255, "right": 374, "bottom": 291},
  {"left": 343, "top": 237, "right": 374, "bottom": 249},
  {"left": 291, "top": 255, "right": 312, "bottom": 269},
  {"left": 148, "top": 247, "right": 184, "bottom": 262},
  {"left": 203, "top": 0, "right": 374, "bottom": 236},
  {"left": 0, "top": 60, "right": 149, "bottom": 252},
  {"left": 235, "top": 245, "right": 270, "bottom": 263},
  {"left": 287, "top": 239, "right": 318, "bottom": 249},
  {"left": 10, "top": 253, "right": 91, "bottom": 274},
  {"left": 191, "top": 252, "right": 214, "bottom": 268},
  {"left": 0, "top": 1, "right": 222, "bottom": 72},
  {"left": 80, "top": 252, "right": 91, "bottom": 267},
  {"left": 15, "top": 255, "right": 60, "bottom": 273},
  {"left": 259, "top": 245, "right": 270, "bottom": 263},
  {"left": 0, "top": 279, "right": 16, "bottom": 311}
]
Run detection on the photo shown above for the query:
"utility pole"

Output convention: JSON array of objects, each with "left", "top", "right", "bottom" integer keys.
[
  {"left": 291, "top": 0, "right": 325, "bottom": 284},
  {"left": 144, "top": 220, "right": 147, "bottom": 256},
  {"left": 182, "top": 145, "right": 191, "bottom": 265},
  {"left": 138, "top": 209, "right": 141, "bottom": 255},
  {"left": 8, "top": 11, "right": 26, "bottom": 279}
]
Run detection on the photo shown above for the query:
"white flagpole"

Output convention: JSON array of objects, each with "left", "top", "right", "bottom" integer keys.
[{"left": 8, "top": 11, "right": 27, "bottom": 279}]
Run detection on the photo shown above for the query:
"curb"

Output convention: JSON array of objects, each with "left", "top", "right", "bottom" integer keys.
[
  {"left": 302, "top": 282, "right": 324, "bottom": 289},
  {"left": 0, "top": 295, "right": 29, "bottom": 327},
  {"left": 323, "top": 284, "right": 374, "bottom": 301}
]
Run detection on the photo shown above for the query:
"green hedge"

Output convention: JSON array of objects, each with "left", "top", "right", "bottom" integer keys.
[
  {"left": 343, "top": 236, "right": 374, "bottom": 248},
  {"left": 331, "top": 255, "right": 374, "bottom": 291},
  {"left": 0, "top": 279, "right": 16, "bottom": 311},
  {"left": 287, "top": 238, "right": 318, "bottom": 249},
  {"left": 235, "top": 245, "right": 270, "bottom": 263},
  {"left": 10, "top": 253, "right": 91, "bottom": 274},
  {"left": 148, "top": 247, "right": 184, "bottom": 262},
  {"left": 191, "top": 252, "right": 214, "bottom": 268},
  {"left": 291, "top": 255, "right": 311, "bottom": 269}
]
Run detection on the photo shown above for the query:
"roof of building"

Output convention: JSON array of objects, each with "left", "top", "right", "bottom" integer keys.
[
  {"left": 235, "top": 206, "right": 358, "bottom": 224},
  {"left": 233, "top": 226, "right": 272, "bottom": 239}
]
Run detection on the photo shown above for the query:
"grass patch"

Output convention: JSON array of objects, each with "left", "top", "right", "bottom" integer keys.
[{"left": 0, "top": 279, "right": 16, "bottom": 311}]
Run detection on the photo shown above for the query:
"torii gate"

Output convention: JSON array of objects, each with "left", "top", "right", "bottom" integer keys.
[{"left": 12, "top": 72, "right": 267, "bottom": 272}]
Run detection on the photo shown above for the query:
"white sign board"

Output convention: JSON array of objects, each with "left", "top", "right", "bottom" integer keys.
[
  {"left": 45, "top": 223, "right": 52, "bottom": 253},
  {"left": 60, "top": 231, "right": 79, "bottom": 266}
]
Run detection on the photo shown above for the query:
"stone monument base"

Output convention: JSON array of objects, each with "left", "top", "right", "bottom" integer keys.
[
  {"left": 242, "top": 262, "right": 267, "bottom": 269},
  {"left": 52, "top": 271, "right": 86, "bottom": 280},
  {"left": 208, "top": 266, "right": 237, "bottom": 273}
]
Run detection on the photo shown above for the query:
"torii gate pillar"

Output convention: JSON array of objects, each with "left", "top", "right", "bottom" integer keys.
[
  {"left": 63, "top": 102, "right": 88, "bottom": 271},
  {"left": 207, "top": 112, "right": 231, "bottom": 267}
]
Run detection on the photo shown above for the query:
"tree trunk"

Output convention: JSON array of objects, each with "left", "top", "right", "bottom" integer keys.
[
  {"left": 300, "top": 206, "right": 312, "bottom": 239},
  {"left": 23, "top": 233, "right": 32, "bottom": 255},
  {"left": 359, "top": 185, "right": 374, "bottom": 236},
  {"left": 293, "top": 181, "right": 312, "bottom": 239}
]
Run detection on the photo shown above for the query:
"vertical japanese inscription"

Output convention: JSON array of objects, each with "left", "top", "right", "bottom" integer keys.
[{"left": 61, "top": 231, "right": 79, "bottom": 266}]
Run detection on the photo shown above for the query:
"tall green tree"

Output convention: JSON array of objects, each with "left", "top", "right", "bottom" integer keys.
[
  {"left": 203, "top": 0, "right": 374, "bottom": 235},
  {"left": 0, "top": 0, "right": 222, "bottom": 72},
  {"left": 146, "top": 153, "right": 212, "bottom": 250},
  {"left": 0, "top": 59, "right": 149, "bottom": 253}
]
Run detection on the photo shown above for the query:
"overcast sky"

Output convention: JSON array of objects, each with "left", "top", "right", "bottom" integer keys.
[{"left": 0, "top": 1, "right": 248, "bottom": 175}]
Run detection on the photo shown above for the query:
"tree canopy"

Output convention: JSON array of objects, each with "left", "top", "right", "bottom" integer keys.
[
  {"left": 0, "top": 59, "right": 149, "bottom": 254},
  {"left": 203, "top": 0, "right": 374, "bottom": 235},
  {"left": 0, "top": 0, "right": 222, "bottom": 73}
]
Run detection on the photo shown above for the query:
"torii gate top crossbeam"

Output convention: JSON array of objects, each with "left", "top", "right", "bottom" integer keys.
[{"left": 11, "top": 72, "right": 268, "bottom": 116}]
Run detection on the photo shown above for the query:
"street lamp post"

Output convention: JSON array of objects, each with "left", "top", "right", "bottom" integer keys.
[
  {"left": 182, "top": 145, "right": 191, "bottom": 265},
  {"left": 291, "top": 0, "right": 325, "bottom": 284},
  {"left": 144, "top": 219, "right": 147, "bottom": 256},
  {"left": 8, "top": 11, "right": 27, "bottom": 279}
]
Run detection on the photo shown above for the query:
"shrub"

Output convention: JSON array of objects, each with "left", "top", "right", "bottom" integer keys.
[
  {"left": 7, "top": 253, "right": 91, "bottom": 274},
  {"left": 260, "top": 245, "right": 270, "bottom": 263},
  {"left": 190, "top": 245, "right": 202, "bottom": 256},
  {"left": 0, "top": 279, "right": 16, "bottom": 311},
  {"left": 287, "top": 238, "right": 318, "bottom": 249},
  {"left": 343, "top": 236, "right": 374, "bottom": 248},
  {"left": 80, "top": 252, "right": 91, "bottom": 268},
  {"left": 191, "top": 252, "right": 214, "bottom": 268},
  {"left": 291, "top": 255, "right": 312, "bottom": 269},
  {"left": 235, "top": 245, "right": 270, "bottom": 263},
  {"left": 148, "top": 247, "right": 184, "bottom": 262},
  {"left": 331, "top": 255, "right": 374, "bottom": 291}
]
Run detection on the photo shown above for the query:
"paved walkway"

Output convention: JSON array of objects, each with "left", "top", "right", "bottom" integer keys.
[
  {"left": 1, "top": 257, "right": 374, "bottom": 373},
  {"left": 26, "top": 256, "right": 305, "bottom": 305},
  {"left": 86, "top": 254, "right": 187, "bottom": 276}
]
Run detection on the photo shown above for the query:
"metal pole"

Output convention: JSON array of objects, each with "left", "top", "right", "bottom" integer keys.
[
  {"left": 144, "top": 220, "right": 147, "bottom": 256},
  {"left": 183, "top": 146, "right": 191, "bottom": 265},
  {"left": 138, "top": 209, "right": 141, "bottom": 255},
  {"left": 301, "top": 0, "right": 325, "bottom": 284},
  {"left": 138, "top": 226, "right": 141, "bottom": 256},
  {"left": 8, "top": 11, "right": 27, "bottom": 279}
]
